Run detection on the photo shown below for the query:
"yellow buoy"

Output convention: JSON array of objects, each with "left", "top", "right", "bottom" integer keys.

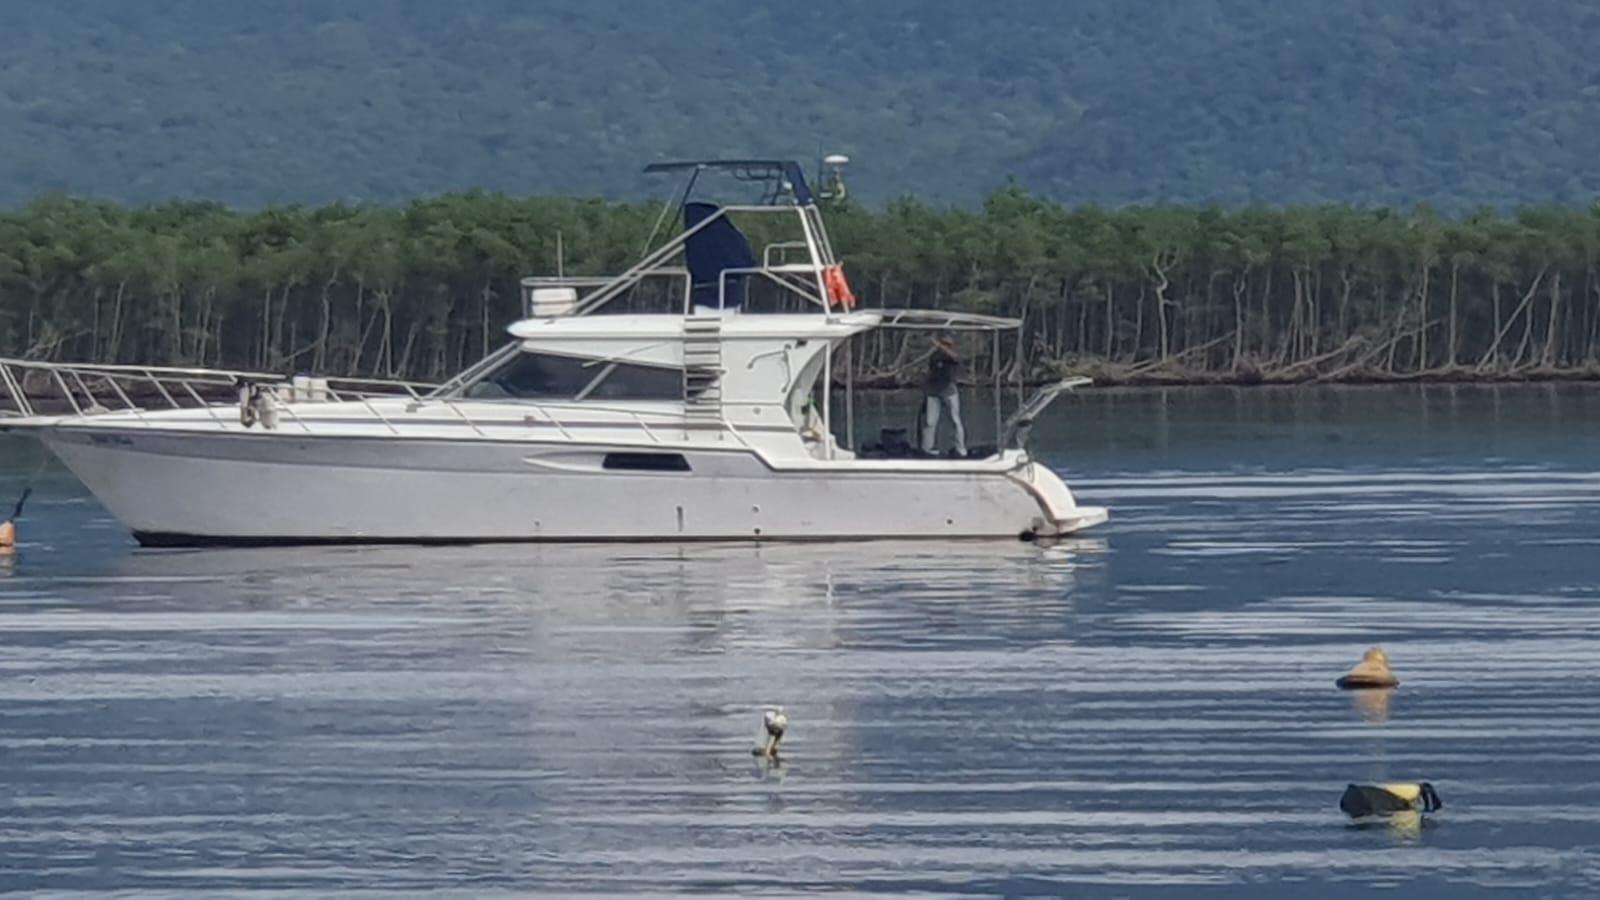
[
  {"left": 1, "top": 487, "right": 32, "bottom": 552},
  {"left": 1336, "top": 646, "right": 1399, "bottom": 690}
]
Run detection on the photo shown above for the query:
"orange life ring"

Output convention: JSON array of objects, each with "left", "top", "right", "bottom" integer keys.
[{"left": 823, "top": 264, "right": 856, "bottom": 309}]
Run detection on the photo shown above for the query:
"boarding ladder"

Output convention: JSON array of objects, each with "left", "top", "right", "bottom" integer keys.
[{"left": 682, "top": 315, "right": 724, "bottom": 426}]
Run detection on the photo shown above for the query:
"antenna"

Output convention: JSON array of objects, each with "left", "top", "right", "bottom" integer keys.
[{"left": 816, "top": 153, "right": 850, "bottom": 202}]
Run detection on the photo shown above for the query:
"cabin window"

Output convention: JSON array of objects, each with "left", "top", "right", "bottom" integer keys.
[
  {"left": 580, "top": 361, "right": 682, "bottom": 401},
  {"left": 465, "top": 351, "right": 681, "bottom": 402},
  {"left": 602, "top": 452, "right": 691, "bottom": 471}
]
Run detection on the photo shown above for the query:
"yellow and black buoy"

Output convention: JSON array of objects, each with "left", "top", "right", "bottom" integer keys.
[
  {"left": 1340, "top": 782, "right": 1442, "bottom": 818},
  {"left": 1337, "top": 646, "right": 1399, "bottom": 690}
]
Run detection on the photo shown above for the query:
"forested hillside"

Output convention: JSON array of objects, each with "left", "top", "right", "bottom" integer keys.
[
  {"left": 4, "top": 0, "right": 1600, "bottom": 209},
  {"left": 4, "top": 191, "right": 1598, "bottom": 386},
  {"left": 5, "top": 2, "right": 1600, "bottom": 387}
]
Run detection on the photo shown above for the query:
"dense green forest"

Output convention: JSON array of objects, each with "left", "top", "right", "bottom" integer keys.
[
  {"left": 4, "top": 191, "right": 1599, "bottom": 386},
  {"left": 5, "top": 0, "right": 1600, "bottom": 209}
]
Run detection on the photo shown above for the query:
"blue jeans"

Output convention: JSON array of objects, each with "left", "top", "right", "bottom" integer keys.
[{"left": 921, "top": 392, "right": 966, "bottom": 455}]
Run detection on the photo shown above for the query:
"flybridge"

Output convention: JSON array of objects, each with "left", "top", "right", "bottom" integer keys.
[{"left": 520, "top": 157, "right": 855, "bottom": 319}]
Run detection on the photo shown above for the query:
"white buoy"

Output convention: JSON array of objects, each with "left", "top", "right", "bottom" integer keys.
[{"left": 753, "top": 706, "right": 788, "bottom": 760}]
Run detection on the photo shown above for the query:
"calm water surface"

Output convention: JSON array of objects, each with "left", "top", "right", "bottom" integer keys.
[{"left": 2, "top": 384, "right": 1599, "bottom": 896}]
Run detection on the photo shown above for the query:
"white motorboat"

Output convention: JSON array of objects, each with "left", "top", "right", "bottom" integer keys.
[{"left": 0, "top": 159, "right": 1107, "bottom": 545}]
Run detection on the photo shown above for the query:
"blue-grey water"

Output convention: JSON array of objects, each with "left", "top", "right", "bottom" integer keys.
[{"left": 2, "top": 384, "right": 1599, "bottom": 896}]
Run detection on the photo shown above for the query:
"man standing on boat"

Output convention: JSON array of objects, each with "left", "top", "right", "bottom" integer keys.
[{"left": 921, "top": 330, "right": 967, "bottom": 457}]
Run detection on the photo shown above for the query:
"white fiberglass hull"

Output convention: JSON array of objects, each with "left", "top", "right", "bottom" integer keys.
[{"left": 40, "top": 428, "right": 1106, "bottom": 545}]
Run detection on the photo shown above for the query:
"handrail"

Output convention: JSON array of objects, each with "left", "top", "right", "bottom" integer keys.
[
  {"left": 50, "top": 370, "right": 83, "bottom": 416},
  {"left": 0, "top": 357, "right": 433, "bottom": 426},
  {"left": 0, "top": 356, "right": 791, "bottom": 457},
  {"left": 567, "top": 204, "right": 842, "bottom": 318},
  {"left": 762, "top": 241, "right": 811, "bottom": 268},
  {"left": 633, "top": 412, "right": 661, "bottom": 443},
  {"left": 439, "top": 398, "right": 489, "bottom": 438},
  {"left": 0, "top": 363, "right": 30, "bottom": 417},
  {"left": 101, "top": 376, "right": 148, "bottom": 425},
  {"left": 720, "top": 415, "right": 757, "bottom": 451},
  {"left": 1, "top": 358, "right": 281, "bottom": 382},
  {"left": 146, "top": 372, "right": 182, "bottom": 409},
  {"left": 273, "top": 397, "right": 316, "bottom": 435},
  {"left": 523, "top": 269, "right": 688, "bottom": 288},
  {"left": 0, "top": 357, "right": 438, "bottom": 400},
  {"left": 719, "top": 266, "right": 828, "bottom": 311},
  {"left": 178, "top": 382, "right": 227, "bottom": 426},
  {"left": 572, "top": 209, "right": 731, "bottom": 315},
  {"left": 355, "top": 395, "right": 401, "bottom": 435},
  {"left": 317, "top": 375, "right": 438, "bottom": 395},
  {"left": 873, "top": 309, "right": 1024, "bottom": 331},
  {"left": 533, "top": 406, "right": 573, "bottom": 441}
]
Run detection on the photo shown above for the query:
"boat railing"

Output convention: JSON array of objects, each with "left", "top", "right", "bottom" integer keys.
[
  {"left": 761, "top": 241, "right": 812, "bottom": 268},
  {"left": 0, "top": 355, "right": 767, "bottom": 451},
  {"left": 519, "top": 203, "right": 838, "bottom": 319},
  {"left": 0, "top": 357, "right": 435, "bottom": 422}
]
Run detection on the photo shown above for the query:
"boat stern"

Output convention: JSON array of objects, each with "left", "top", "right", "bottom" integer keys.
[
  {"left": 1006, "top": 459, "right": 1107, "bottom": 537},
  {"left": 1038, "top": 504, "right": 1109, "bottom": 536}
]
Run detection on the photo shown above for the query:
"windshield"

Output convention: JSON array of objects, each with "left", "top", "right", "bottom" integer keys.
[{"left": 463, "top": 351, "right": 682, "bottom": 402}]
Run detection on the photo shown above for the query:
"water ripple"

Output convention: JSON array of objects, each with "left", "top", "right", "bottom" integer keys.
[{"left": 2, "top": 397, "right": 1600, "bottom": 895}]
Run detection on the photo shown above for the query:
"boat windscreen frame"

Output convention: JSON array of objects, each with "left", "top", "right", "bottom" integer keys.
[
  {"left": 427, "top": 341, "right": 521, "bottom": 399},
  {"left": 451, "top": 346, "right": 684, "bottom": 404}
]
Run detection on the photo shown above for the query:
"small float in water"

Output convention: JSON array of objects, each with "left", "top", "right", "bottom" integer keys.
[
  {"left": 0, "top": 486, "right": 28, "bottom": 553},
  {"left": 1337, "top": 646, "right": 1400, "bottom": 690},
  {"left": 752, "top": 706, "right": 788, "bottom": 761},
  {"left": 1340, "top": 782, "right": 1442, "bottom": 819}
]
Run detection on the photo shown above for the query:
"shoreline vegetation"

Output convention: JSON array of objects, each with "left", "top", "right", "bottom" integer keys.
[{"left": 4, "top": 190, "right": 1600, "bottom": 389}]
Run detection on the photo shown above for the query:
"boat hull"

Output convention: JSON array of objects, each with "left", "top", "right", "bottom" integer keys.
[{"left": 39, "top": 428, "right": 1105, "bottom": 545}]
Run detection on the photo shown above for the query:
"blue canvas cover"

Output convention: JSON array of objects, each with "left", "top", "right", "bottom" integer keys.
[{"left": 683, "top": 202, "right": 756, "bottom": 309}]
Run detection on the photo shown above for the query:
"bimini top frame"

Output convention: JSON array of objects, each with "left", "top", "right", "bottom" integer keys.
[{"left": 641, "top": 159, "right": 817, "bottom": 206}]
